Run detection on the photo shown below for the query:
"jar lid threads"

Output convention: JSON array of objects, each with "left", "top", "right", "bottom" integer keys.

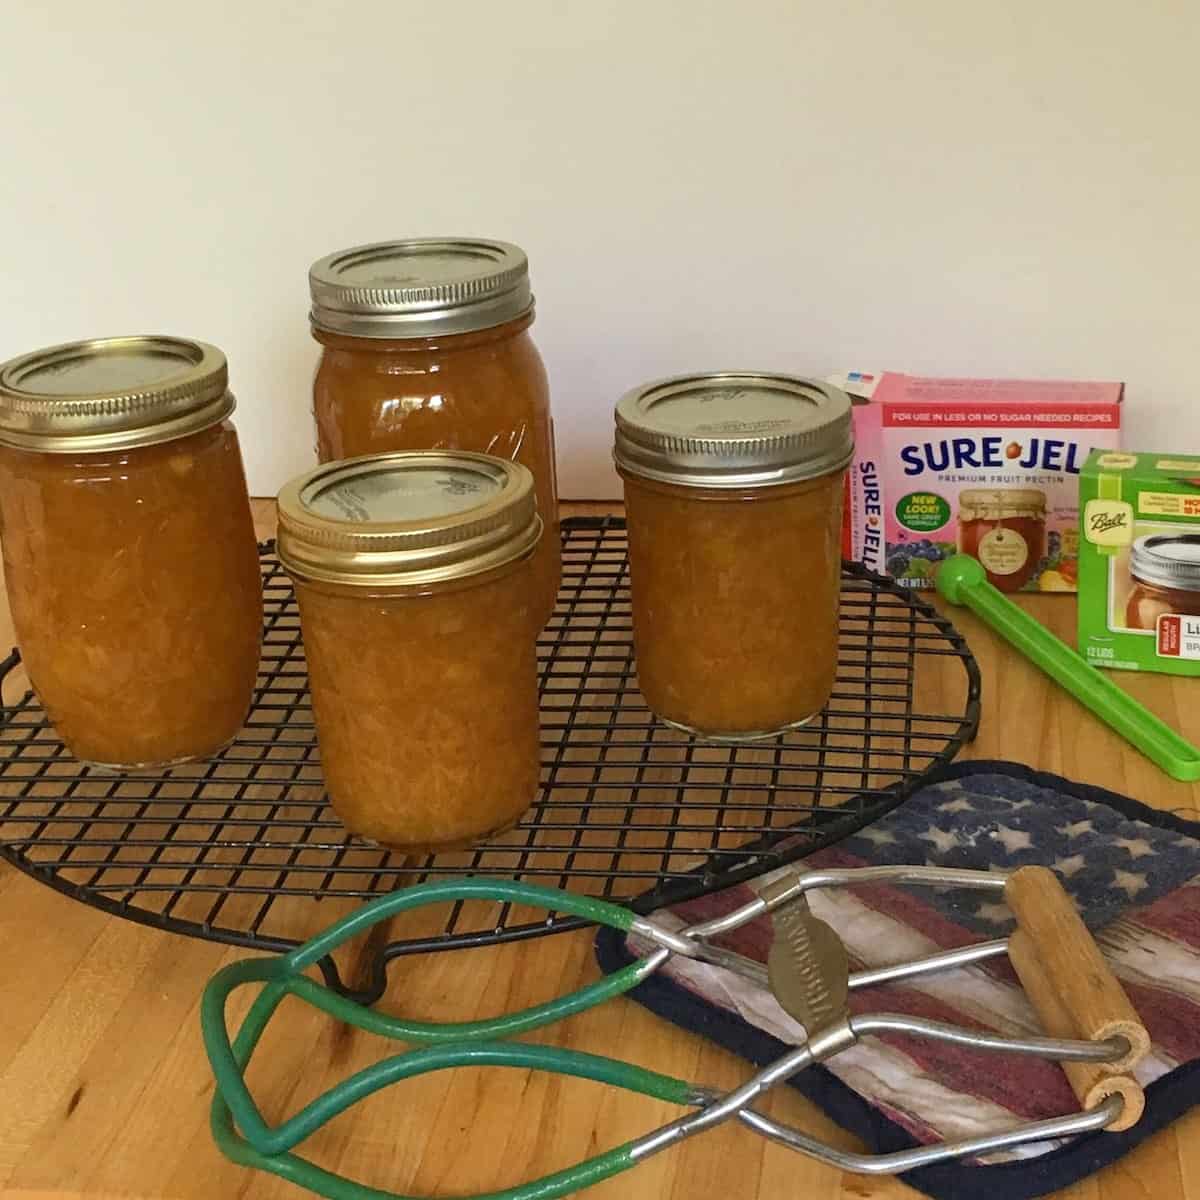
[
  {"left": 277, "top": 450, "right": 542, "bottom": 588},
  {"left": 613, "top": 372, "right": 853, "bottom": 489},
  {"left": 1129, "top": 534, "right": 1200, "bottom": 593},
  {"left": 0, "top": 336, "right": 233, "bottom": 454}
]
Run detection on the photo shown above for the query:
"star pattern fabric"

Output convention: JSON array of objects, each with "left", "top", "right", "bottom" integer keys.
[
  {"left": 834, "top": 773, "right": 1188, "bottom": 933},
  {"left": 604, "top": 765, "right": 1200, "bottom": 1197}
]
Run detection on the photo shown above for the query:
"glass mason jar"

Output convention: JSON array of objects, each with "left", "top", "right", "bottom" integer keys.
[
  {"left": 277, "top": 450, "right": 543, "bottom": 851},
  {"left": 0, "top": 336, "right": 262, "bottom": 768},
  {"left": 1125, "top": 534, "right": 1200, "bottom": 630},
  {"left": 614, "top": 372, "right": 853, "bottom": 739},
  {"left": 308, "top": 237, "right": 559, "bottom": 627},
  {"left": 957, "top": 487, "right": 1047, "bottom": 593}
]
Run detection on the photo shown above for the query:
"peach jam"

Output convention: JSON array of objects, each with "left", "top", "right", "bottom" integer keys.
[
  {"left": 957, "top": 487, "right": 1047, "bottom": 593},
  {"left": 309, "top": 238, "right": 559, "bottom": 627},
  {"left": 1125, "top": 534, "right": 1200, "bottom": 630},
  {"left": 614, "top": 373, "right": 853, "bottom": 739},
  {"left": 0, "top": 336, "right": 262, "bottom": 768},
  {"left": 277, "top": 451, "right": 543, "bottom": 851}
]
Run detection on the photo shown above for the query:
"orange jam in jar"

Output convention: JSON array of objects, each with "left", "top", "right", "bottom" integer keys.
[
  {"left": 309, "top": 238, "right": 559, "bottom": 627},
  {"left": 0, "top": 337, "right": 262, "bottom": 768},
  {"left": 1125, "top": 534, "right": 1200, "bottom": 630},
  {"left": 614, "top": 373, "right": 853, "bottom": 739},
  {"left": 957, "top": 488, "right": 1046, "bottom": 593},
  {"left": 277, "top": 451, "right": 542, "bottom": 851}
]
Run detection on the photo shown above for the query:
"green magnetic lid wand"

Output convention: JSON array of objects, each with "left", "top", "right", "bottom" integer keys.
[{"left": 936, "top": 554, "right": 1200, "bottom": 782}]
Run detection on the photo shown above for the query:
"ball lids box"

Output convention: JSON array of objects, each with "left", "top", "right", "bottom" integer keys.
[
  {"left": 1079, "top": 450, "right": 1200, "bottom": 676},
  {"left": 832, "top": 371, "right": 1123, "bottom": 592}
]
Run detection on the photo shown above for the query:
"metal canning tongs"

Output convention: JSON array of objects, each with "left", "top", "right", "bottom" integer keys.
[
  {"left": 203, "top": 868, "right": 1149, "bottom": 1200},
  {"left": 631, "top": 863, "right": 1148, "bottom": 1171}
]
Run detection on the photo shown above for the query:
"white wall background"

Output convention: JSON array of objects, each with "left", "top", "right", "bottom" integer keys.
[{"left": 2, "top": 1, "right": 1197, "bottom": 497}]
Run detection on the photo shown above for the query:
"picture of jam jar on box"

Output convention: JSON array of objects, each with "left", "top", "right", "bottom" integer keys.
[
  {"left": 957, "top": 487, "right": 1047, "bottom": 592},
  {"left": 277, "top": 450, "right": 543, "bottom": 852},
  {"left": 0, "top": 336, "right": 263, "bottom": 770},
  {"left": 1125, "top": 534, "right": 1200, "bottom": 630},
  {"left": 309, "top": 237, "right": 559, "bottom": 627},
  {"left": 614, "top": 372, "right": 853, "bottom": 740}
]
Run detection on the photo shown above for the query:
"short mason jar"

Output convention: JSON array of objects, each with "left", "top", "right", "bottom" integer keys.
[
  {"left": 614, "top": 372, "right": 853, "bottom": 739},
  {"left": 309, "top": 237, "right": 560, "bottom": 626},
  {"left": 0, "top": 336, "right": 263, "bottom": 768},
  {"left": 1125, "top": 534, "right": 1200, "bottom": 630},
  {"left": 277, "top": 450, "right": 543, "bottom": 851}
]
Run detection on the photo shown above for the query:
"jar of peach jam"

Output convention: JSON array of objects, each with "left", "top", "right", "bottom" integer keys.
[
  {"left": 957, "top": 488, "right": 1046, "bottom": 593},
  {"left": 309, "top": 238, "right": 559, "bottom": 627},
  {"left": 277, "top": 451, "right": 543, "bottom": 851},
  {"left": 1125, "top": 534, "right": 1200, "bottom": 630},
  {"left": 614, "top": 373, "right": 853, "bottom": 739},
  {"left": 0, "top": 336, "right": 262, "bottom": 768}
]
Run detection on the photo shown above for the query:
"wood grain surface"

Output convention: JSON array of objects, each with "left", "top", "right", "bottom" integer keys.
[{"left": 1, "top": 500, "right": 1198, "bottom": 1200}]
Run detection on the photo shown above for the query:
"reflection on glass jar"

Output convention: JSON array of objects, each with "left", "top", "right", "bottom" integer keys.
[
  {"left": 278, "top": 451, "right": 542, "bottom": 852},
  {"left": 0, "top": 337, "right": 262, "bottom": 768},
  {"left": 614, "top": 373, "right": 853, "bottom": 739},
  {"left": 957, "top": 488, "right": 1047, "bottom": 592},
  {"left": 309, "top": 238, "right": 559, "bottom": 626},
  {"left": 1125, "top": 534, "right": 1200, "bottom": 630}
]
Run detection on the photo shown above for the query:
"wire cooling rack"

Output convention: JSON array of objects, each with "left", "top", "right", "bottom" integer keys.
[{"left": 0, "top": 516, "right": 978, "bottom": 994}]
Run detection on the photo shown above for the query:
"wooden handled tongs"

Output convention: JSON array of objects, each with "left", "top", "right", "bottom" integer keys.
[
  {"left": 630, "top": 861, "right": 1149, "bottom": 1171},
  {"left": 204, "top": 868, "right": 1149, "bottom": 1199}
]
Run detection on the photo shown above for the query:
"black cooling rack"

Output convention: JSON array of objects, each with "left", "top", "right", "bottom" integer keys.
[{"left": 0, "top": 516, "right": 978, "bottom": 994}]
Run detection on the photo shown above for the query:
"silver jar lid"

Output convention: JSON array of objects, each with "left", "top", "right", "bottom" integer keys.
[
  {"left": 308, "top": 238, "right": 532, "bottom": 339},
  {"left": 277, "top": 450, "right": 542, "bottom": 588},
  {"left": 1129, "top": 534, "right": 1200, "bottom": 593},
  {"left": 613, "top": 372, "right": 853, "bottom": 488},
  {"left": 0, "top": 335, "right": 233, "bottom": 454}
]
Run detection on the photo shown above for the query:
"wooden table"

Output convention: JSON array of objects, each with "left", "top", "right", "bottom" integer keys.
[{"left": 2, "top": 501, "right": 1198, "bottom": 1200}]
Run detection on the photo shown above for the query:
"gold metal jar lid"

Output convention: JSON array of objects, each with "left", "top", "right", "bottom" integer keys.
[
  {"left": 1130, "top": 534, "right": 1200, "bottom": 592},
  {"left": 0, "top": 336, "right": 234, "bottom": 454},
  {"left": 309, "top": 238, "right": 533, "bottom": 339},
  {"left": 613, "top": 372, "right": 853, "bottom": 489},
  {"left": 958, "top": 488, "right": 1047, "bottom": 521},
  {"left": 277, "top": 451, "right": 542, "bottom": 588}
]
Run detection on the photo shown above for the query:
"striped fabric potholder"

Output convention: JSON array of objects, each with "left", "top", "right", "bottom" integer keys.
[{"left": 595, "top": 761, "right": 1200, "bottom": 1200}]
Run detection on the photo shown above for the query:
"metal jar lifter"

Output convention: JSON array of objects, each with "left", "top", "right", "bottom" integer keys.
[{"left": 203, "top": 864, "right": 1149, "bottom": 1200}]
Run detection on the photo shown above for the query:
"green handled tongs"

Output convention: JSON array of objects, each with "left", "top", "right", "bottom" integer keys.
[
  {"left": 203, "top": 869, "right": 1146, "bottom": 1200},
  {"left": 936, "top": 554, "right": 1200, "bottom": 781}
]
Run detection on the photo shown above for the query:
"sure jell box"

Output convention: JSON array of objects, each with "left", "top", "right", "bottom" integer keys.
[
  {"left": 834, "top": 372, "right": 1124, "bottom": 592},
  {"left": 1079, "top": 450, "right": 1200, "bottom": 675}
]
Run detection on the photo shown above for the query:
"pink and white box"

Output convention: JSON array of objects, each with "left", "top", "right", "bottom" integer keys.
[{"left": 833, "top": 372, "right": 1123, "bottom": 592}]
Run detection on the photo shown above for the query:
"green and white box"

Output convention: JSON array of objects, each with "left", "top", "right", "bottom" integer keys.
[{"left": 1079, "top": 449, "right": 1200, "bottom": 675}]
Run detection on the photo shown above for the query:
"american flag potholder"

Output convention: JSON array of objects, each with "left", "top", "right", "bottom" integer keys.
[{"left": 595, "top": 761, "right": 1200, "bottom": 1200}]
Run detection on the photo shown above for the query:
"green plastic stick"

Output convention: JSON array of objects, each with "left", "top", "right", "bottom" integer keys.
[{"left": 936, "top": 555, "right": 1200, "bottom": 782}]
